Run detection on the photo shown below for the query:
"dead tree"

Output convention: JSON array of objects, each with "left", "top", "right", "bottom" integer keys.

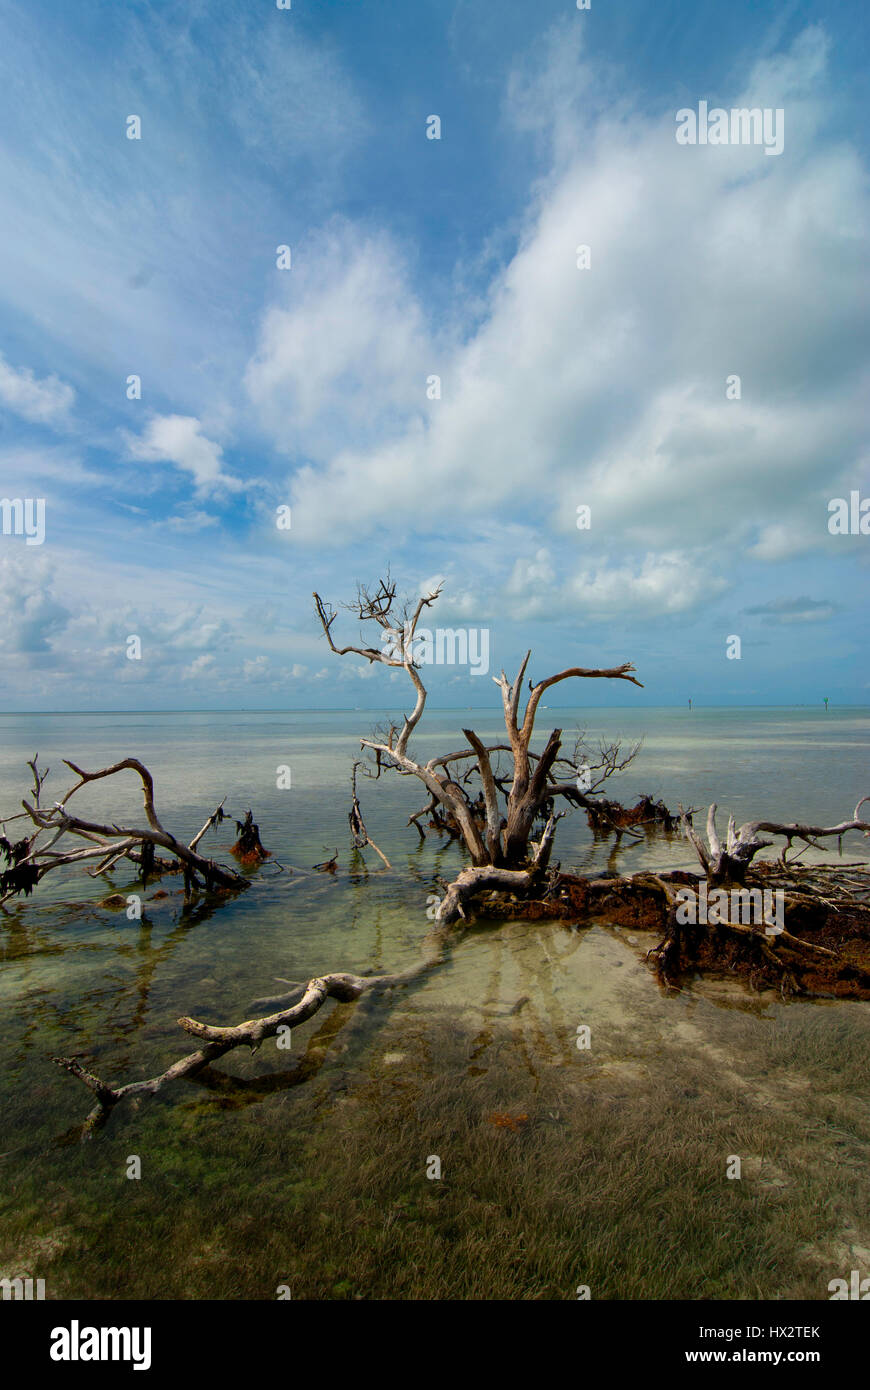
[
  {"left": 682, "top": 800, "right": 870, "bottom": 888},
  {"left": 639, "top": 800, "right": 870, "bottom": 993},
  {"left": 0, "top": 755, "right": 248, "bottom": 909},
  {"left": 314, "top": 576, "right": 643, "bottom": 921}
]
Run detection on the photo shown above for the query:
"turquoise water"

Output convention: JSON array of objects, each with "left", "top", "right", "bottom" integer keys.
[{"left": 0, "top": 706, "right": 867, "bottom": 1298}]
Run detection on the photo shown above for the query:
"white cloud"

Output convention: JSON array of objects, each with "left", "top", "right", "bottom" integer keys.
[
  {"left": 166, "top": 510, "right": 220, "bottom": 532},
  {"left": 0, "top": 554, "right": 70, "bottom": 656},
  {"left": 182, "top": 653, "right": 216, "bottom": 681},
  {"left": 126, "top": 416, "right": 243, "bottom": 498},
  {"left": 245, "top": 224, "right": 432, "bottom": 461},
  {"left": 749, "top": 520, "right": 821, "bottom": 562},
  {"left": 508, "top": 548, "right": 556, "bottom": 593},
  {"left": 242, "top": 656, "right": 270, "bottom": 682},
  {"left": 0, "top": 354, "right": 74, "bottom": 425},
  {"left": 568, "top": 552, "right": 728, "bottom": 618}
]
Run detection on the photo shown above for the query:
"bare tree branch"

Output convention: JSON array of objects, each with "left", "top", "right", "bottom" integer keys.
[
  {"left": 1, "top": 757, "right": 249, "bottom": 908},
  {"left": 683, "top": 802, "right": 870, "bottom": 886},
  {"left": 54, "top": 922, "right": 458, "bottom": 1134}
]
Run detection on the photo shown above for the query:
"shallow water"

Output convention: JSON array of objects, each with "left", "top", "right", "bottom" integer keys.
[{"left": 0, "top": 707, "right": 868, "bottom": 1298}]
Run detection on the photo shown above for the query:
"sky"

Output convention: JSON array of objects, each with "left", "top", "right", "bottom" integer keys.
[{"left": 0, "top": 0, "right": 867, "bottom": 711}]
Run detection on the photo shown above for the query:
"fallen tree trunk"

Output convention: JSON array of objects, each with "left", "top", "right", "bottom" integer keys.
[
  {"left": 54, "top": 921, "right": 458, "bottom": 1136},
  {"left": 437, "top": 864, "right": 538, "bottom": 924}
]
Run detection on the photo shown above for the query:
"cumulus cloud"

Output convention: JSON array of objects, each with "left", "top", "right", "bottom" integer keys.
[
  {"left": 0, "top": 555, "right": 70, "bottom": 657},
  {"left": 182, "top": 654, "right": 216, "bottom": 681},
  {"left": 242, "top": 655, "right": 271, "bottom": 682},
  {"left": 568, "top": 552, "right": 728, "bottom": 619},
  {"left": 508, "top": 548, "right": 556, "bottom": 592},
  {"left": 503, "top": 548, "right": 560, "bottom": 619},
  {"left": 268, "top": 22, "right": 868, "bottom": 638},
  {"left": 748, "top": 520, "right": 825, "bottom": 561}
]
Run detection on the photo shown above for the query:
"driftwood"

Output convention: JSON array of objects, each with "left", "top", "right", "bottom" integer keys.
[
  {"left": 53, "top": 847, "right": 870, "bottom": 1135},
  {"left": 682, "top": 801, "right": 870, "bottom": 887},
  {"left": 43, "top": 782, "right": 870, "bottom": 1132},
  {"left": 53, "top": 922, "right": 457, "bottom": 1136},
  {"left": 1, "top": 756, "right": 249, "bottom": 909},
  {"left": 10, "top": 593, "right": 865, "bottom": 1131}
]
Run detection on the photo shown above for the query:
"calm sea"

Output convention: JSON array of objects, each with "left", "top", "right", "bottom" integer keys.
[{"left": 0, "top": 706, "right": 867, "bottom": 1296}]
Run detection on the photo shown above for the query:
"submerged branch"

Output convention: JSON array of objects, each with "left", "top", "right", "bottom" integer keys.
[{"left": 54, "top": 923, "right": 458, "bottom": 1136}]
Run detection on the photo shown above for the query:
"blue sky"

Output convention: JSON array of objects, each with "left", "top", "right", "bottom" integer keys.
[{"left": 0, "top": 0, "right": 867, "bottom": 710}]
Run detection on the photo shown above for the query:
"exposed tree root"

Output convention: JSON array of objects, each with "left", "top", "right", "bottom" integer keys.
[
  {"left": 436, "top": 863, "right": 870, "bottom": 999},
  {"left": 230, "top": 810, "right": 270, "bottom": 866},
  {"left": 584, "top": 793, "right": 682, "bottom": 835}
]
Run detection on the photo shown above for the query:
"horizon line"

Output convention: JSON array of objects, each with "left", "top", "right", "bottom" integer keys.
[{"left": 0, "top": 703, "right": 867, "bottom": 716}]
